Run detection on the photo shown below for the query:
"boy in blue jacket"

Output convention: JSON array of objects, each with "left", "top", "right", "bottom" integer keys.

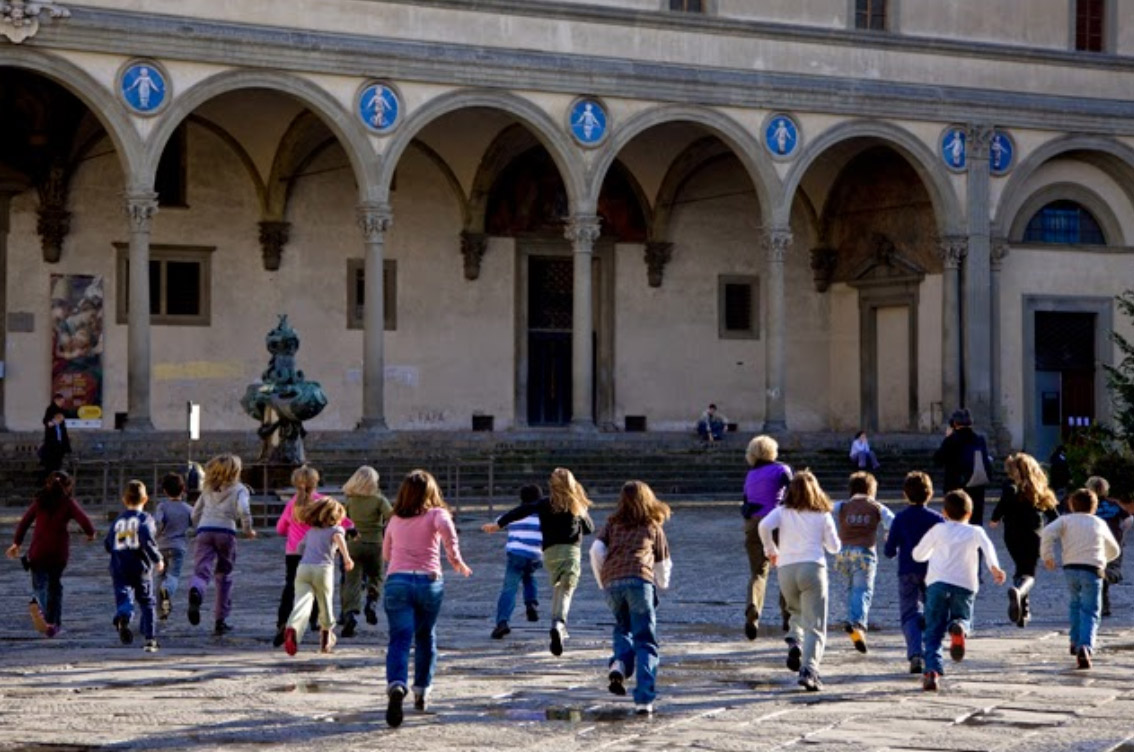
[{"left": 105, "top": 480, "right": 164, "bottom": 652}]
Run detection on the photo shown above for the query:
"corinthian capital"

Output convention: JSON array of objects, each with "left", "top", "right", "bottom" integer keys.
[
  {"left": 564, "top": 215, "right": 602, "bottom": 249},
  {"left": 764, "top": 228, "right": 792, "bottom": 263},
  {"left": 357, "top": 203, "right": 393, "bottom": 243},
  {"left": 124, "top": 192, "right": 158, "bottom": 233},
  {"left": 937, "top": 236, "right": 967, "bottom": 270}
]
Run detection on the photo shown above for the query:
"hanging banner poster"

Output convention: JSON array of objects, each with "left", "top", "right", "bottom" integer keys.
[{"left": 50, "top": 274, "right": 104, "bottom": 428}]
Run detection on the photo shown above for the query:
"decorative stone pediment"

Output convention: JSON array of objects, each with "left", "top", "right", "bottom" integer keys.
[
  {"left": 1, "top": 1, "right": 70, "bottom": 44},
  {"left": 848, "top": 234, "right": 925, "bottom": 288}
]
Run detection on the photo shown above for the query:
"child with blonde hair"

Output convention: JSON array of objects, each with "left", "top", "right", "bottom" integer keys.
[
  {"left": 759, "top": 471, "right": 841, "bottom": 692},
  {"left": 340, "top": 465, "right": 392, "bottom": 636},
  {"left": 990, "top": 453, "right": 1059, "bottom": 627},
  {"left": 106, "top": 480, "right": 164, "bottom": 652},
  {"left": 383, "top": 470, "right": 471, "bottom": 727},
  {"left": 188, "top": 454, "right": 256, "bottom": 636},
  {"left": 283, "top": 498, "right": 355, "bottom": 655},
  {"left": 485, "top": 467, "right": 594, "bottom": 656},
  {"left": 590, "top": 481, "right": 672, "bottom": 715}
]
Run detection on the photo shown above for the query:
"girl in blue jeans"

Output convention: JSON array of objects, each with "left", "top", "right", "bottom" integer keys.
[
  {"left": 590, "top": 481, "right": 672, "bottom": 715},
  {"left": 382, "top": 470, "right": 471, "bottom": 728}
]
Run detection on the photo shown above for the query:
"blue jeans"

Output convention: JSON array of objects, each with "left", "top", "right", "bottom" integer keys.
[
  {"left": 851, "top": 450, "right": 880, "bottom": 470},
  {"left": 605, "top": 578, "right": 659, "bottom": 705},
  {"left": 495, "top": 553, "right": 541, "bottom": 625},
  {"left": 384, "top": 573, "right": 444, "bottom": 693},
  {"left": 1066, "top": 569, "right": 1102, "bottom": 651},
  {"left": 159, "top": 548, "right": 186, "bottom": 599},
  {"left": 922, "top": 582, "right": 974, "bottom": 675},
  {"left": 113, "top": 571, "right": 157, "bottom": 640},
  {"left": 835, "top": 547, "right": 876, "bottom": 629},
  {"left": 31, "top": 566, "right": 65, "bottom": 627},
  {"left": 898, "top": 572, "right": 928, "bottom": 659}
]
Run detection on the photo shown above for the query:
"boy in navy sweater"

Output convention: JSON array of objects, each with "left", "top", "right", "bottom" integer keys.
[
  {"left": 105, "top": 480, "right": 164, "bottom": 652},
  {"left": 883, "top": 471, "right": 944, "bottom": 675}
]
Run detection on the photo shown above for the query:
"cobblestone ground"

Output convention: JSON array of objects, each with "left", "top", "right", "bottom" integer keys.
[{"left": 2, "top": 502, "right": 1134, "bottom": 751}]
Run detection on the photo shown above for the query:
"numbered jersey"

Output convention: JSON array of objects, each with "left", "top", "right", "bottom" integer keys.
[{"left": 105, "top": 509, "right": 162, "bottom": 576}]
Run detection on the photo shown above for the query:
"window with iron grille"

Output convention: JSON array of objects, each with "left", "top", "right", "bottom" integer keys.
[
  {"left": 719, "top": 275, "right": 759, "bottom": 339},
  {"left": 669, "top": 0, "right": 704, "bottom": 12},
  {"left": 115, "top": 244, "right": 212, "bottom": 326},
  {"left": 855, "top": 0, "right": 887, "bottom": 30},
  {"left": 346, "top": 259, "right": 397, "bottom": 331},
  {"left": 1023, "top": 201, "right": 1106, "bottom": 245},
  {"left": 1075, "top": 0, "right": 1105, "bottom": 51}
]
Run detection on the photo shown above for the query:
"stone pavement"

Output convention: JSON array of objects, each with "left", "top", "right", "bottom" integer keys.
[{"left": 2, "top": 502, "right": 1134, "bottom": 751}]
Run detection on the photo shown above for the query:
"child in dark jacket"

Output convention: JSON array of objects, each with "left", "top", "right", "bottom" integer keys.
[
  {"left": 6, "top": 471, "right": 96, "bottom": 637},
  {"left": 105, "top": 480, "right": 164, "bottom": 652},
  {"left": 1086, "top": 476, "right": 1133, "bottom": 617}
]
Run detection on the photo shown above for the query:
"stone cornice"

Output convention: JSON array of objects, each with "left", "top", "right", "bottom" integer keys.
[{"left": 24, "top": 7, "right": 1134, "bottom": 135}]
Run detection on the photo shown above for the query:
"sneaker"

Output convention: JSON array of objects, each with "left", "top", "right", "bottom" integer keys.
[
  {"left": 283, "top": 627, "right": 298, "bottom": 656},
  {"left": 948, "top": 623, "right": 966, "bottom": 662},
  {"left": 526, "top": 604, "right": 539, "bottom": 623},
  {"left": 114, "top": 615, "right": 134, "bottom": 645},
  {"left": 214, "top": 619, "right": 233, "bottom": 636},
  {"left": 798, "top": 669, "right": 822, "bottom": 692},
  {"left": 922, "top": 671, "right": 939, "bottom": 692},
  {"left": 28, "top": 600, "right": 49, "bottom": 635},
  {"left": 342, "top": 613, "right": 357, "bottom": 639},
  {"left": 608, "top": 662, "right": 627, "bottom": 696},
  {"left": 1007, "top": 587, "right": 1021, "bottom": 624},
  {"left": 786, "top": 642, "right": 802, "bottom": 673},
  {"left": 364, "top": 598, "right": 379, "bottom": 626},
  {"left": 386, "top": 686, "right": 407, "bottom": 728},
  {"left": 1077, "top": 646, "right": 1092, "bottom": 670},
  {"left": 144, "top": 639, "right": 160, "bottom": 653},
  {"left": 158, "top": 587, "right": 172, "bottom": 621},
  {"left": 909, "top": 656, "right": 924, "bottom": 675},
  {"left": 634, "top": 703, "right": 654, "bottom": 716},
  {"left": 273, "top": 626, "right": 287, "bottom": 648},
  {"left": 320, "top": 629, "right": 337, "bottom": 654},
  {"left": 45, "top": 625, "right": 59, "bottom": 639},
  {"left": 549, "top": 623, "right": 564, "bottom": 657},
  {"left": 491, "top": 622, "right": 511, "bottom": 639},
  {"left": 187, "top": 587, "right": 202, "bottom": 626},
  {"left": 850, "top": 627, "right": 868, "bottom": 654},
  {"left": 744, "top": 619, "right": 759, "bottom": 641}
]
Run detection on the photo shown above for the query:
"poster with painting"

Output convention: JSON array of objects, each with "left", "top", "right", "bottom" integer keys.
[{"left": 50, "top": 274, "right": 104, "bottom": 428}]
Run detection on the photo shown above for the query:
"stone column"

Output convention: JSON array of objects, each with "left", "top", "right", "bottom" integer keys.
[
  {"left": 357, "top": 203, "right": 393, "bottom": 431},
  {"left": 964, "top": 124, "right": 994, "bottom": 426},
  {"left": 938, "top": 236, "right": 967, "bottom": 421},
  {"left": 565, "top": 215, "right": 601, "bottom": 429},
  {"left": 125, "top": 192, "right": 158, "bottom": 431},
  {"left": 763, "top": 228, "right": 791, "bottom": 432},
  {"left": 0, "top": 188, "right": 16, "bottom": 431},
  {"left": 990, "top": 239, "right": 1011, "bottom": 451}
]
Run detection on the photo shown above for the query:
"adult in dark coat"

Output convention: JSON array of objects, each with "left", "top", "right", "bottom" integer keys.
[
  {"left": 39, "top": 394, "right": 71, "bottom": 482},
  {"left": 933, "top": 408, "right": 994, "bottom": 526}
]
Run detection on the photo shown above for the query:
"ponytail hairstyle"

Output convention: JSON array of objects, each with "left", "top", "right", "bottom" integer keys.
[
  {"left": 290, "top": 464, "right": 321, "bottom": 522},
  {"left": 36, "top": 470, "right": 74, "bottom": 511},
  {"left": 548, "top": 468, "right": 592, "bottom": 517}
]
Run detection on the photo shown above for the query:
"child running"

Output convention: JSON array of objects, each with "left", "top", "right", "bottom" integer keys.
[
  {"left": 383, "top": 470, "right": 471, "bottom": 728},
  {"left": 883, "top": 471, "right": 943, "bottom": 674},
  {"left": 340, "top": 465, "right": 392, "bottom": 637},
  {"left": 759, "top": 470, "right": 841, "bottom": 692},
  {"left": 590, "top": 481, "right": 672, "bottom": 715},
  {"left": 105, "top": 480, "right": 164, "bottom": 652},
  {"left": 283, "top": 498, "right": 355, "bottom": 655},
  {"left": 484, "top": 467, "right": 594, "bottom": 656},
  {"left": 989, "top": 453, "right": 1058, "bottom": 627},
  {"left": 188, "top": 453, "right": 256, "bottom": 635},
  {"left": 1041, "top": 487, "right": 1121, "bottom": 669},
  {"left": 275, "top": 465, "right": 328, "bottom": 645},
  {"left": 485, "top": 484, "right": 543, "bottom": 640},
  {"left": 1087, "top": 476, "right": 1133, "bottom": 616},
  {"left": 833, "top": 471, "right": 893, "bottom": 653},
  {"left": 154, "top": 472, "right": 194, "bottom": 621},
  {"left": 6, "top": 471, "right": 95, "bottom": 637},
  {"left": 913, "top": 490, "right": 1005, "bottom": 691}
]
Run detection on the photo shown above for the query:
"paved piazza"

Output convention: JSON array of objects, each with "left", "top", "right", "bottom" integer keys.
[{"left": 2, "top": 502, "right": 1134, "bottom": 751}]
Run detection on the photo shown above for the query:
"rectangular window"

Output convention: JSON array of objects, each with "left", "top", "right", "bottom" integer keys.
[
  {"left": 347, "top": 258, "right": 397, "bottom": 331},
  {"left": 718, "top": 275, "right": 759, "bottom": 339},
  {"left": 854, "top": 0, "right": 887, "bottom": 30},
  {"left": 1075, "top": 0, "right": 1105, "bottom": 51},
  {"left": 668, "top": 0, "right": 704, "bottom": 11},
  {"left": 115, "top": 244, "right": 212, "bottom": 326},
  {"left": 155, "top": 124, "right": 188, "bottom": 208}
]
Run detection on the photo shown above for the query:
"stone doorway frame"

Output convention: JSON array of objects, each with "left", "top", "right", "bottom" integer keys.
[{"left": 848, "top": 278, "right": 921, "bottom": 433}]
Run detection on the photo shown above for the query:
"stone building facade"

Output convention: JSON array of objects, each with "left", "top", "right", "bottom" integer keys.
[{"left": 1, "top": 0, "right": 1133, "bottom": 458}]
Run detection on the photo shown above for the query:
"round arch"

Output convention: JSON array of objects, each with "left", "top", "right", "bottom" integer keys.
[
  {"left": 0, "top": 47, "right": 144, "bottom": 181},
  {"left": 778, "top": 119, "right": 964, "bottom": 237},
  {"left": 144, "top": 69, "right": 378, "bottom": 201},
  {"left": 993, "top": 134, "right": 1134, "bottom": 239},
  {"left": 589, "top": 105, "right": 778, "bottom": 228},
  {"left": 1008, "top": 181, "right": 1124, "bottom": 246},
  {"left": 376, "top": 90, "right": 586, "bottom": 214}
]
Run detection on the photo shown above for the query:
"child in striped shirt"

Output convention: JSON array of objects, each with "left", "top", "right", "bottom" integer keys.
[{"left": 486, "top": 484, "right": 544, "bottom": 639}]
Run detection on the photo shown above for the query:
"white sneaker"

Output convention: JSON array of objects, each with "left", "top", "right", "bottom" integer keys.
[{"left": 634, "top": 703, "right": 654, "bottom": 716}]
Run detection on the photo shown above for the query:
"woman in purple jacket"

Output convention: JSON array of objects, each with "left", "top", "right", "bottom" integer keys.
[{"left": 742, "top": 435, "right": 793, "bottom": 639}]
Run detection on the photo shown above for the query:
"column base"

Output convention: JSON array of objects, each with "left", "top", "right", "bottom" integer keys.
[
  {"left": 570, "top": 419, "right": 597, "bottom": 434},
  {"left": 357, "top": 417, "right": 390, "bottom": 432},
  {"left": 761, "top": 419, "right": 788, "bottom": 434},
  {"left": 121, "top": 417, "right": 155, "bottom": 432}
]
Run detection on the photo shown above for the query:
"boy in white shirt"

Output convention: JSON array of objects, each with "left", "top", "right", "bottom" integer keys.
[
  {"left": 1041, "top": 488, "right": 1121, "bottom": 670},
  {"left": 912, "top": 490, "right": 1006, "bottom": 691}
]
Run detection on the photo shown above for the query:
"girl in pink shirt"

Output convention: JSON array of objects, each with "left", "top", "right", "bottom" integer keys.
[{"left": 382, "top": 470, "right": 471, "bottom": 728}]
